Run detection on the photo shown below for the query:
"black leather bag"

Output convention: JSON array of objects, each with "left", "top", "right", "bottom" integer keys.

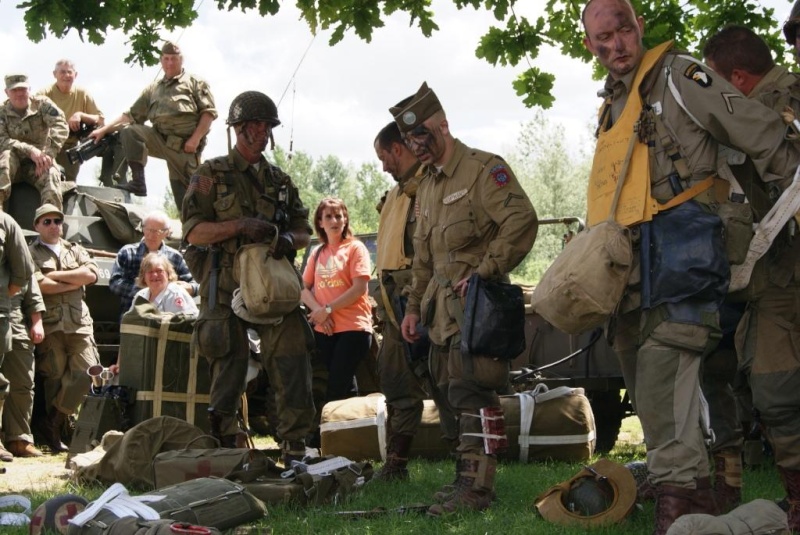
[{"left": 460, "top": 273, "right": 526, "bottom": 360}]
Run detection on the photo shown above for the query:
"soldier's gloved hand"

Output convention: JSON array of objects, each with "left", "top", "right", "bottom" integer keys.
[
  {"left": 239, "top": 218, "right": 278, "bottom": 243},
  {"left": 272, "top": 233, "right": 295, "bottom": 259}
]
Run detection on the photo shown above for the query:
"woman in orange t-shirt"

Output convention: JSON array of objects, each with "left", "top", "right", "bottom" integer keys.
[{"left": 301, "top": 198, "right": 373, "bottom": 407}]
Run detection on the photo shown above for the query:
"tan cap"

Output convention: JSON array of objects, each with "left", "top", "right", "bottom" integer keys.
[
  {"left": 161, "top": 41, "right": 181, "bottom": 55},
  {"left": 34, "top": 203, "right": 64, "bottom": 224},
  {"left": 390, "top": 82, "right": 442, "bottom": 133},
  {"left": 4, "top": 74, "right": 29, "bottom": 90}
]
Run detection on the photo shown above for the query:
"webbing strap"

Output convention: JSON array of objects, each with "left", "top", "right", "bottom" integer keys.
[
  {"left": 730, "top": 164, "right": 800, "bottom": 292},
  {"left": 658, "top": 175, "right": 715, "bottom": 210}
]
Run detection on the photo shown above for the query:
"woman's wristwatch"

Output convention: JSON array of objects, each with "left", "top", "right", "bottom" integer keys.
[{"left": 324, "top": 304, "right": 332, "bottom": 314}]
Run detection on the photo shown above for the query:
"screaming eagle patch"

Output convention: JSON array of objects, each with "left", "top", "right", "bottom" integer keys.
[
  {"left": 490, "top": 164, "right": 510, "bottom": 187},
  {"left": 684, "top": 64, "right": 711, "bottom": 88}
]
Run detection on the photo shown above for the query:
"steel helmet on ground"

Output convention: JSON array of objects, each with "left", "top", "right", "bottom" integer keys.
[{"left": 226, "top": 91, "right": 280, "bottom": 127}]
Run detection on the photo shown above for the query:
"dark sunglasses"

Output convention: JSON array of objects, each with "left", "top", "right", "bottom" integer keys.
[{"left": 41, "top": 218, "right": 63, "bottom": 226}]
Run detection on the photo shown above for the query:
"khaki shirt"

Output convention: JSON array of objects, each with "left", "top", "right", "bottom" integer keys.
[
  {"left": 0, "top": 212, "right": 35, "bottom": 315},
  {"left": 29, "top": 238, "right": 98, "bottom": 335},
  {"left": 37, "top": 83, "right": 103, "bottom": 148},
  {"left": 128, "top": 70, "right": 217, "bottom": 138},
  {"left": 604, "top": 49, "right": 800, "bottom": 200},
  {"left": 0, "top": 95, "right": 68, "bottom": 159},
  {"left": 407, "top": 139, "right": 538, "bottom": 345},
  {"left": 182, "top": 148, "right": 312, "bottom": 309}
]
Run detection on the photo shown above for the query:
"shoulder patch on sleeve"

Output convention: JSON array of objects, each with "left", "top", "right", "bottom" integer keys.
[
  {"left": 187, "top": 175, "right": 214, "bottom": 196},
  {"left": 489, "top": 164, "right": 511, "bottom": 187},
  {"left": 684, "top": 64, "right": 712, "bottom": 88}
]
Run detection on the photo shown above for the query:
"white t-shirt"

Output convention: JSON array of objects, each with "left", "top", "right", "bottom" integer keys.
[{"left": 131, "top": 282, "right": 198, "bottom": 316}]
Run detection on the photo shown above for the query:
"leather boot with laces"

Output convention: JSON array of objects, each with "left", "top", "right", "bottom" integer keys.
[
  {"left": 428, "top": 453, "right": 497, "bottom": 516},
  {"left": 653, "top": 479, "right": 718, "bottom": 535},
  {"left": 113, "top": 161, "right": 147, "bottom": 196},
  {"left": 42, "top": 409, "right": 69, "bottom": 453},
  {"left": 375, "top": 434, "right": 413, "bottom": 482},
  {"left": 778, "top": 466, "right": 800, "bottom": 532},
  {"left": 713, "top": 449, "right": 742, "bottom": 513},
  {"left": 208, "top": 410, "right": 237, "bottom": 448},
  {"left": 282, "top": 440, "right": 307, "bottom": 467}
]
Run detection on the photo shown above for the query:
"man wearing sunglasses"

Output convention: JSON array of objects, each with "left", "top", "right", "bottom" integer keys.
[
  {"left": 109, "top": 210, "right": 197, "bottom": 320},
  {"left": 29, "top": 203, "right": 99, "bottom": 453}
]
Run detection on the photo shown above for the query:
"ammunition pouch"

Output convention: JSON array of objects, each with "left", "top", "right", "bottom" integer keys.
[{"left": 716, "top": 201, "right": 754, "bottom": 266}]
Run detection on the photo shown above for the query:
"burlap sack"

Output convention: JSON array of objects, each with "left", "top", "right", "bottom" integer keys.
[
  {"left": 665, "top": 498, "right": 788, "bottom": 534},
  {"left": 531, "top": 220, "right": 632, "bottom": 334}
]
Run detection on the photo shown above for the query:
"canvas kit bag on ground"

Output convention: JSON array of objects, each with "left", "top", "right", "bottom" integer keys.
[
  {"left": 233, "top": 240, "right": 302, "bottom": 320},
  {"left": 152, "top": 436, "right": 265, "bottom": 488},
  {"left": 320, "top": 389, "right": 595, "bottom": 463},
  {"left": 118, "top": 300, "right": 210, "bottom": 432},
  {"left": 66, "top": 478, "right": 266, "bottom": 535},
  {"left": 227, "top": 455, "right": 373, "bottom": 506}
]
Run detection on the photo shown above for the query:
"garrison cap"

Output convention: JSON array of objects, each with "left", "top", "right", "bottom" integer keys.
[
  {"left": 34, "top": 203, "right": 64, "bottom": 224},
  {"left": 4, "top": 74, "right": 29, "bottom": 90},
  {"left": 785, "top": 0, "right": 800, "bottom": 44},
  {"left": 390, "top": 82, "right": 442, "bottom": 133},
  {"left": 161, "top": 41, "right": 182, "bottom": 55}
]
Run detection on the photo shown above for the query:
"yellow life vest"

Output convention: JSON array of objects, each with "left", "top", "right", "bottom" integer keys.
[{"left": 586, "top": 41, "right": 673, "bottom": 227}]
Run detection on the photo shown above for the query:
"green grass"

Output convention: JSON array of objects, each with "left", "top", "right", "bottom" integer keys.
[{"left": 1, "top": 422, "right": 788, "bottom": 534}]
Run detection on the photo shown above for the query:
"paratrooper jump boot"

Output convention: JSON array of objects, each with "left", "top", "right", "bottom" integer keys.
[
  {"left": 427, "top": 453, "right": 497, "bottom": 516},
  {"left": 208, "top": 410, "right": 238, "bottom": 448},
  {"left": 113, "top": 161, "right": 147, "bottom": 196},
  {"left": 713, "top": 449, "right": 742, "bottom": 513},
  {"left": 282, "top": 440, "right": 307, "bottom": 467},
  {"left": 653, "top": 478, "right": 718, "bottom": 535},
  {"left": 42, "top": 409, "right": 69, "bottom": 453},
  {"left": 375, "top": 434, "right": 413, "bottom": 481},
  {"left": 778, "top": 466, "right": 800, "bottom": 532}
]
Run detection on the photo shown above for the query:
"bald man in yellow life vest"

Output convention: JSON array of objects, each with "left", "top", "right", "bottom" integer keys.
[{"left": 583, "top": 1, "right": 800, "bottom": 534}]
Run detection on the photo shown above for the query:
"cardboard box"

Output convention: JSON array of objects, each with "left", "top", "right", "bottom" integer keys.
[{"left": 117, "top": 305, "right": 210, "bottom": 432}]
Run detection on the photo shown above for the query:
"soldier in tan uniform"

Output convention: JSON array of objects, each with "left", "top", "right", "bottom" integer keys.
[
  {"left": 183, "top": 91, "right": 314, "bottom": 463},
  {"left": 372, "top": 121, "right": 457, "bottom": 481},
  {"left": 29, "top": 203, "right": 99, "bottom": 453},
  {"left": 396, "top": 83, "right": 537, "bottom": 514},
  {"left": 705, "top": 25, "right": 800, "bottom": 530},
  {"left": 90, "top": 42, "right": 217, "bottom": 204},
  {"left": 582, "top": 1, "right": 800, "bottom": 532},
  {"left": 1, "top": 275, "right": 45, "bottom": 458},
  {"left": 37, "top": 59, "right": 104, "bottom": 183},
  {"left": 0, "top": 74, "right": 68, "bottom": 209},
  {"left": 0, "top": 211, "right": 35, "bottom": 460}
]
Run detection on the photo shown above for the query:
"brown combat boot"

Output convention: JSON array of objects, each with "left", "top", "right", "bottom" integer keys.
[
  {"left": 375, "top": 434, "right": 413, "bottom": 482},
  {"left": 427, "top": 453, "right": 497, "bottom": 516},
  {"left": 282, "top": 440, "right": 307, "bottom": 468},
  {"left": 42, "top": 409, "right": 69, "bottom": 453},
  {"left": 653, "top": 479, "right": 719, "bottom": 535},
  {"left": 208, "top": 410, "right": 238, "bottom": 448},
  {"left": 713, "top": 449, "right": 742, "bottom": 513},
  {"left": 6, "top": 440, "right": 43, "bottom": 458},
  {"left": 778, "top": 467, "right": 800, "bottom": 532},
  {"left": 113, "top": 161, "right": 147, "bottom": 196}
]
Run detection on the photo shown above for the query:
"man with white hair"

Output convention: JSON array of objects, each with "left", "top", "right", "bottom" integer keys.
[
  {"left": 37, "top": 59, "right": 104, "bottom": 183},
  {"left": 109, "top": 210, "right": 198, "bottom": 320}
]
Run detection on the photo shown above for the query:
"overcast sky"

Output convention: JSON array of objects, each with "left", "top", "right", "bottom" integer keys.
[{"left": 0, "top": 0, "right": 795, "bottom": 207}]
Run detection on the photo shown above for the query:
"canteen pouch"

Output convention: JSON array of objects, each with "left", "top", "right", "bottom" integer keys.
[
  {"left": 716, "top": 201, "right": 754, "bottom": 266},
  {"left": 233, "top": 242, "right": 302, "bottom": 319},
  {"left": 461, "top": 273, "right": 525, "bottom": 360},
  {"left": 641, "top": 200, "right": 729, "bottom": 309},
  {"left": 531, "top": 219, "right": 633, "bottom": 334}
]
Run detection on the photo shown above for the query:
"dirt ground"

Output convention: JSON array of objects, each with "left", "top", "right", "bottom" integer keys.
[{"left": 0, "top": 451, "right": 72, "bottom": 495}]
